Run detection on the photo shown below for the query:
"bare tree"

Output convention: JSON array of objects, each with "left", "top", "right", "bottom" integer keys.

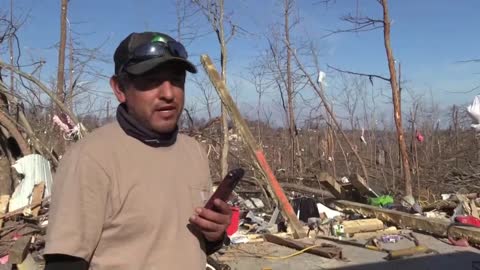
[
  {"left": 8, "top": 0, "right": 14, "bottom": 97},
  {"left": 283, "top": 0, "right": 303, "bottom": 174},
  {"left": 380, "top": 0, "right": 412, "bottom": 196},
  {"left": 286, "top": 42, "right": 370, "bottom": 182},
  {"left": 247, "top": 59, "right": 268, "bottom": 142},
  {"left": 192, "top": 0, "right": 238, "bottom": 178},
  {"left": 192, "top": 76, "right": 217, "bottom": 120},
  {"left": 56, "top": 0, "right": 68, "bottom": 105},
  {"left": 325, "top": 0, "right": 412, "bottom": 196}
]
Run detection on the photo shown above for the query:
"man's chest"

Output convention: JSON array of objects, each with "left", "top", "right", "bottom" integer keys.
[{"left": 106, "top": 148, "right": 210, "bottom": 236}]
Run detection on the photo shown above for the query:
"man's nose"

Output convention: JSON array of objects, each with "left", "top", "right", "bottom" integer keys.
[{"left": 157, "top": 80, "right": 175, "bottom": 101}]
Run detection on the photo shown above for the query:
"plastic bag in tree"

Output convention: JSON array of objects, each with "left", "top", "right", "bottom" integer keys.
[{"left": 467, "top": 95, "right": 480, "bottom": 131}]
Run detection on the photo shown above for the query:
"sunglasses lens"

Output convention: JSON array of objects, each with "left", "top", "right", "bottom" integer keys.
[
  {"left": 168, "top": 41, "right": 188, "bottom": 59},
  {"left": 133, "top": 43, "right": 167, "bottom": 60}
]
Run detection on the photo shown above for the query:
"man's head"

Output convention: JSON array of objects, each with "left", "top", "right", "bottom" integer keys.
[{"left": 110, "top": 32, "right": 197, "bottom": 133}]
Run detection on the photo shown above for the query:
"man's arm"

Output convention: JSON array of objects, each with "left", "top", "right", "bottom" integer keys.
[
  {"left": 44, "top": 149, "right": 111, "bottom": 262},
  {"left": 44, "top": 255, "right": 88, "bottom": 270},
  {"left": 204, "top": 232, "right": 230, "bottom": 255}
]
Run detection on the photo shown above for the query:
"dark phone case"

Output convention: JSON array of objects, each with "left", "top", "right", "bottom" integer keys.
[{"left": 204, "top": 168, "right": 245, "bottom": 210}]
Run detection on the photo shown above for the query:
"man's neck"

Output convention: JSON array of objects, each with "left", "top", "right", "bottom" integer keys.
[{"left": 116, "top": 103, "right": 178, "bottom": 147}]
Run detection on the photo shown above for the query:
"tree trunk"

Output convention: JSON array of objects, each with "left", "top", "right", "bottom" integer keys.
[
  {"left": 56, "top": 0, "right": 68, "bottom": 105},
  {"left": 284, "top": 0, "right": 302, "bottom": 174},
  {"left": 9, "top": 0, "right": 14, "bottom": 97},
  {"left": 68, "top": 20, "right": 74, "bottom": 110},
  {"left": 381, "top": 0, "right": 412, "bottom": 196}
]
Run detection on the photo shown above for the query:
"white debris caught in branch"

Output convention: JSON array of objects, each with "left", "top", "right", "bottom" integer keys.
[
  {"left": 317, "top": 71, "right": 327, "bottom": 88},
  {"left": 467, "top": 95, "right": 480, "bottom": 131}
]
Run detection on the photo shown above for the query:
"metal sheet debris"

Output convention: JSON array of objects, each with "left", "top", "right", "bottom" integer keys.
[{"left": 10, "top": 154, "right": 52, "bottom": 211}]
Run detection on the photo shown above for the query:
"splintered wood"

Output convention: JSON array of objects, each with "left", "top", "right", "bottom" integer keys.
[
  {"left": 317, "top": 172, "right": 344, "bottom": 199},
  {"left": 0, "top": 195, "right": 10, "bottom": 228},
  {"left": 31, "top": 183, "right": 45, "bottom": 217},
  {"left": 201, "top": 54, "right": 306, "bottom": 239}
]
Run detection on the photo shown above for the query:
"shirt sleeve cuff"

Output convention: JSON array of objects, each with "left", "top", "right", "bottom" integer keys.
[{"left": 205, "top": 232, "right": 230, "bottom": 255}]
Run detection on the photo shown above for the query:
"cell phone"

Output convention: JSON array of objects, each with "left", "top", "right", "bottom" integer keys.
[{"left": 204, "top": 168, "right": 245, "bottom": 210}]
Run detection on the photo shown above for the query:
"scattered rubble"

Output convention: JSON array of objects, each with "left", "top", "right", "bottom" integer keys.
[{"left": 212, "top": 171, "right": 480, "bottom": 270}]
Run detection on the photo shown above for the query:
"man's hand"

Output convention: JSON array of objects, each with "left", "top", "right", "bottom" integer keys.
[{"left": 189, "top": 199, "right": 232, "bottom": 242}]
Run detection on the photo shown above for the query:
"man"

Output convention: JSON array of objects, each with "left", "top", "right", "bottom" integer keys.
[{"left": 44, "top": 32, "right": 232, "bottom": 270}]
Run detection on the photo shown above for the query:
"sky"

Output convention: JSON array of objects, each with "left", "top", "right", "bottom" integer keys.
[{"left": 1, "top": 0, "right": 479, "bottom": 125}]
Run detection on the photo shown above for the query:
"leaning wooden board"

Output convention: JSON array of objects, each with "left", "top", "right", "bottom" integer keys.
[{"left": 201, "top": 54, "right": 306, "bottom": 239}]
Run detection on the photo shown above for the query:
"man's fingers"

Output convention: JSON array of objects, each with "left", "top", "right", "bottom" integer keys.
[
  {"left": 213, "top": 199, "right": 232, "bottom": 215},
  {"left": 189, "top": 215, "right": 225, "bottom": 232},
  {"left": 195, "top": 207, "right": 230, "bottom": 225}
]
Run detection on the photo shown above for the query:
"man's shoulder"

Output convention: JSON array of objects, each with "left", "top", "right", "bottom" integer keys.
[
  {"left": 64, "top": 121, "right": 124, "bottom": 159},
  {"left": 177, "top": 133, "right": 198, "bottom": 145},
  {"left": 177, "top": 133, "right": 204, "bottom": 148},
  {"left": 177, "top": 133, "right": 207, "bottom": 156}
]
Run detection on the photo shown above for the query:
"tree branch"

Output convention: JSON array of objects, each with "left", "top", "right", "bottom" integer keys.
[
  {"left": 328, "top": 64, "right": 390, "bottom": 83},
  {"left": 0, "top": 61, "right": 88, "bottom": 136}
]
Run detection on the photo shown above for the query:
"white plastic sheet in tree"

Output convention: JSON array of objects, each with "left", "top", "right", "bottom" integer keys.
[
  {"left": 467, "top": 95, "right": 480, "bottom": 131},
  {"left": 9, "top": 154, "right": 52, "bottom": 211}
]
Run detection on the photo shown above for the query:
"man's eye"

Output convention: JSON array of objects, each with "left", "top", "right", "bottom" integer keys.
[{"left": 173, "top": 77, "right": 183, "bottom": 83}]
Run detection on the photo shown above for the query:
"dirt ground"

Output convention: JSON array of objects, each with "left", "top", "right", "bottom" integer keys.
[{"left": 215, "top": 232, "right": 480, "bottom": 270}]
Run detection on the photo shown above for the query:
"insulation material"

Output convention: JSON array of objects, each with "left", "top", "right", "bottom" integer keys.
[{"left": 9, "top": 154, "right": 52, "bottom": 211}]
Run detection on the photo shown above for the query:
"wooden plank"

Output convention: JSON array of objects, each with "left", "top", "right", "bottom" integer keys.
[
  {"left": 201, "top": 55, "right": 306, "bottom": 239},
  {"left": 423, "top": 200, "right": 457, "bottom": 212},
  {"left": 317, "top": 172, "right": 344, "bottom": 198},
  {"left": 341, "top": 218, "right": 384, "bottom": 234},
  {"left": 31, "top": 183, "right": 45, "bottom": 217},
  {"left": 349, "top": 174, "right": 378, "bottom": 197},
  {"left": 0, "top": 195, "right": 10, "bottom": 228},
  {"left": 8, "top": 236, "right": 31, "bottom": 264},
  {"left": 280, "top": 183, "right": 334, "bottom": 199},
  {"left": 263, "top": 233, "right": 342, "bottom": 259},
  {"left": 335, "top": 200, "right": 480, "bottom": 245},
  {"left": 352, "top": 227, "right": 401, "bottom": 239}
]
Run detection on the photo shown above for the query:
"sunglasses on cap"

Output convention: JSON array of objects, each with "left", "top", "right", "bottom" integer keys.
[{"left": 119, "top": 40, "right": 189, "bottom": 74}]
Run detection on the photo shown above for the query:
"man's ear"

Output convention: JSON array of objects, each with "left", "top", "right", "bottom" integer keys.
[{"left": 110, "top": 76, "right": 126, "bottom": 103}]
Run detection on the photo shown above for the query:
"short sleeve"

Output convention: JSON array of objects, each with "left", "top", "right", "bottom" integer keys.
[{"left": 44, "top": 146, "right": 111, "bottom": 261}]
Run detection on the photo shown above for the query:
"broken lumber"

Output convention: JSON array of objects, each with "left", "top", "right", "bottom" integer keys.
[
  {"left": 31, "top": 183, "right": 45, "bottom": 217},
  {"left": 201, "top": 55, "right": 306, "bottom": 239},
  {"left": 0, "top": 195, "right": 10, "bottom": 228},
  {"left": 263, "top": 233, "right": 342, "bottom": 259},
  {"left": 8, "top": 236, "right": 31, "bottom": 264},
  {"left": 335, "top": 200, "right": 480, "bottom": 245},
  {"left": 317, "top": 172, "right": 344, "bottom": 199},
  {"left": 280, "top": 183, "right": 334, "bottom": 199},
  {"left": 423, "top": 200, "right": 458, "bottom": 212},
  {"left": 341, "top": 218, "right": 384, "bottom": 234},
  {"left": 349, "top": 174, "right": 378, "bottom": 197},
  {"left": 352, "top": 227, "right": 400, "bottom": 239}
]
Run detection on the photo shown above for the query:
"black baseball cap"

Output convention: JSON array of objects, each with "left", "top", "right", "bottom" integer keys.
[{"left": 113, "top": 32, "right": 197, "bottom": 75}]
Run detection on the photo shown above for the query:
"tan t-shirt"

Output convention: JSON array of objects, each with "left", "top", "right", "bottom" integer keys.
[{"left": 45, "top": 121, "right": 212, "bottom": 270}]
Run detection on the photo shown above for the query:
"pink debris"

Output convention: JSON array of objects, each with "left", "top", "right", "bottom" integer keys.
[
  {"left": 53, "top": 115, "right": 71, "bottom": 133},
  {"left": 416, "top": 130, "right": 424, "bottom": 142},
  {"left": 0, "top": 255, "right": 8, "bottom": 264}
]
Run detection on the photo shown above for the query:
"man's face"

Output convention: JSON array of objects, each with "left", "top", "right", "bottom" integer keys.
[{"left": 111, "top": 63, "right": 186, "bottom": 133}]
